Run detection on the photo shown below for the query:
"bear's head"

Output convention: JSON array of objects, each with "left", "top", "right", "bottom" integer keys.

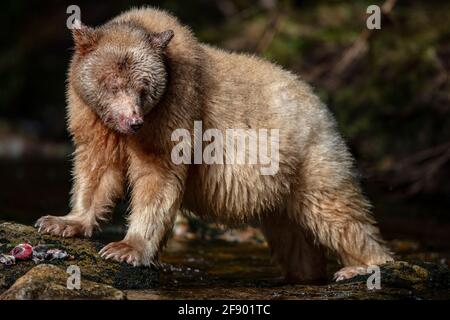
[{"left": 70, "top": 22, "right": 173, "bottom": 134}]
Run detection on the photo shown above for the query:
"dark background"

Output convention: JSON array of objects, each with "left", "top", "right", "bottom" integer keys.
[{"left": 0, "top": 0, "right": 449, "bottom": 246}]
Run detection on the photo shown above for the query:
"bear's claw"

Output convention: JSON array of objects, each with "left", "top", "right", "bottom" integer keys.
[
  {"left": 35, "top": 215, "right": 93, "bottom": 238},
  {"left": 333, "top": 266, "right": 369, "bottom": 282},
  {"left": 99, "top": 241, "right": 143, "bottom": 267}
]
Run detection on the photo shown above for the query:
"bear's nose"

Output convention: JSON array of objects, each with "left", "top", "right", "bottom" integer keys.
[{"left": 130, "top": 118, "right": 144, "bottom": 132}]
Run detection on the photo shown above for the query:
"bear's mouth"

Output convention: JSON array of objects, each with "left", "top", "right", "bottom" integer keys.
[{"left": 115, "top": 115, "right": 144, "bottom": 135}]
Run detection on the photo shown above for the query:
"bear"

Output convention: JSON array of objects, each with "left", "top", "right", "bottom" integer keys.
[{"left": 35, "top": 7, "right": 393, "bottom": 283}]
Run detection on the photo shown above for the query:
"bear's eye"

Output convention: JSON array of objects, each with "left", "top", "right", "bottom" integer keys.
[
  {"left": 139, "top": 89, "right": 147, "bottom": 104},
  {"left": 142, "top": 78, "right": 150, "bottom": 88},
  {"left": 109, "top": 84, "right": 119, "bottom": 94}
]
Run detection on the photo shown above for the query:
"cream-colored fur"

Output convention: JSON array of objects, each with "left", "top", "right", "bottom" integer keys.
[{"left": 36, "top": 7, "right": 393, "bottom": 282}]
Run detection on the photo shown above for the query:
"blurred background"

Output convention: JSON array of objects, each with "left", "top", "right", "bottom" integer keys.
[{"left": 0, "top": 0, "right": 449, "bottom": 249}]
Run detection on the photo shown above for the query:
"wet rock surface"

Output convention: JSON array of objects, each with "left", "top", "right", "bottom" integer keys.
[
  {"left": 0, "top": 221, "right": 158, "bottom": 296},
  {"left": 130, "top": 237, "right": 450, "bottom": 300},
  {"left": 1, "top": 264, "right": 125, "bottom": 300},
  {"left": 1, "top": 221, "right": 450, "bottom": 300}
]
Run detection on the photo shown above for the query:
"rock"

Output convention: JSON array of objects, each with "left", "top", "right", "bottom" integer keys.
[
  {"left": 0, "top": 264, "right": 125, "bottom": 300},
  {"left": 337, "top": 261, "right": 449, "bottom": 287},
  {"left": 381, "top": 261, "right": 450, "bottom": 291},
  {"left": 125, "top": 260, "right": 450, "bottom": 300},
  {"left": 0, "top": 221, "right": 158, "bottom": 293},
  {"left": 330, "top": 260, "right": 450, "bottom": 299}
]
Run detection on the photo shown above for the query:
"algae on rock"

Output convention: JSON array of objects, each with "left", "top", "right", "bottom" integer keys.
[
  {"left": 0, "top": 221, "right": 158, "bottom": 292},
  {"left": 1, "top": 264, "right": 126, "bottom": 300}
]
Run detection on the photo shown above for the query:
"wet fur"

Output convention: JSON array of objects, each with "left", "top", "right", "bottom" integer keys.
[{"left": 36, "top": 7, "right": 393, "bottom": 281}]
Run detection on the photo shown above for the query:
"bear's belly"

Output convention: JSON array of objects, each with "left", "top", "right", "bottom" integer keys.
[{"left": 182, "top": 163, "right": 289, "bottom": 224}]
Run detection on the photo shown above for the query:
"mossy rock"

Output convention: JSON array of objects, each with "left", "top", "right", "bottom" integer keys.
[
  {"left": 0, "top": 222, "right": 158, "bottom": 293},
  {"left": 1, "top": 264, "right": 125, "bottom": 300},
  {"left": 330, "top": 261, "right": 450, "bottom": 299},
  {"left": 381, "top": 261, "right": 450, "bottom": 291}
]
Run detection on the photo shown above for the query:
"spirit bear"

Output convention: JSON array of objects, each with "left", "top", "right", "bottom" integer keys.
[{"left": 36, "top": 7, "right": 393, "bottom": 283}]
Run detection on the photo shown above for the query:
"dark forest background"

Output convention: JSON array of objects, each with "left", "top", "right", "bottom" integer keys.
[{"left": 0, "top": 0, "right": 449, "bottom": 245}]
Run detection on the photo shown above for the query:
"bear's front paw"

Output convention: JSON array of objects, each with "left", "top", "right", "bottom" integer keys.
[
  {"left": 99, "top": 240, "right": 145, "bottom": 267},
  {"left": 35, "top": 215, "right": 93, "bottom": 238}
]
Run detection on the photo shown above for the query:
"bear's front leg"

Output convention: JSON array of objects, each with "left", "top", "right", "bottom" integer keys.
[
  {"left": 100, "top": 158, "right": 186, "bottom": 267},
  {"left": 36, "top": 142, "right": 125, "bottom": 238}
]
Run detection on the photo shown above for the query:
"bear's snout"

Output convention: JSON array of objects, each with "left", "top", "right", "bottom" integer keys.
[
  {"left": 116, "top": 114, "right": 144, "bottom": 134},
  {"left": 129, "top": 117, "right": 144, "bottom": 132}
]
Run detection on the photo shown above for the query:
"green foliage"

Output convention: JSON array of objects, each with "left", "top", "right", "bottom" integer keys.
[{"left": 0, "top": 0, "right": 448, "bottom": 187}]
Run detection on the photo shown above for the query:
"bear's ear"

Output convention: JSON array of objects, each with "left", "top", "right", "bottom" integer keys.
[
  {"left": 147, "top": 30, "right": 174, "bottom": 50},
  {"left": 71, "top": 24, "right": 100, "bottom": 56}
]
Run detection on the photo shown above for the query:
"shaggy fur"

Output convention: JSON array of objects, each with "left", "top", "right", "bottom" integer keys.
[{"left": 36, "top": 7, "right": 393, "bottom": 282}]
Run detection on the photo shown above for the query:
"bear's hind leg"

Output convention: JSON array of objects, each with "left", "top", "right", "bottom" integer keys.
[
  {"left": 260, "top": 214, "right": 327, "bottom": 284},
  {"left": 292, "top": 135, "right": 394, "bottom": 281},
  {"left": 293, "top": 185, "right": 393, "bottom": 281}
]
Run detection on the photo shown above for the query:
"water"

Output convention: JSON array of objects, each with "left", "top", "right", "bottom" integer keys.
[{"left": 125, "top": 236, "right": 450, "bottom": 300}]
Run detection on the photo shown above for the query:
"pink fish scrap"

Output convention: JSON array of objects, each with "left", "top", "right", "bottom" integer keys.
[{"left": 10, "top": 243, "right": 33, "bottom": 260}]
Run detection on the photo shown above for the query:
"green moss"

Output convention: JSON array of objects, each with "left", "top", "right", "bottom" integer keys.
[{"left": 0, "top": 222, "right": 158, "bottom": 291}]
